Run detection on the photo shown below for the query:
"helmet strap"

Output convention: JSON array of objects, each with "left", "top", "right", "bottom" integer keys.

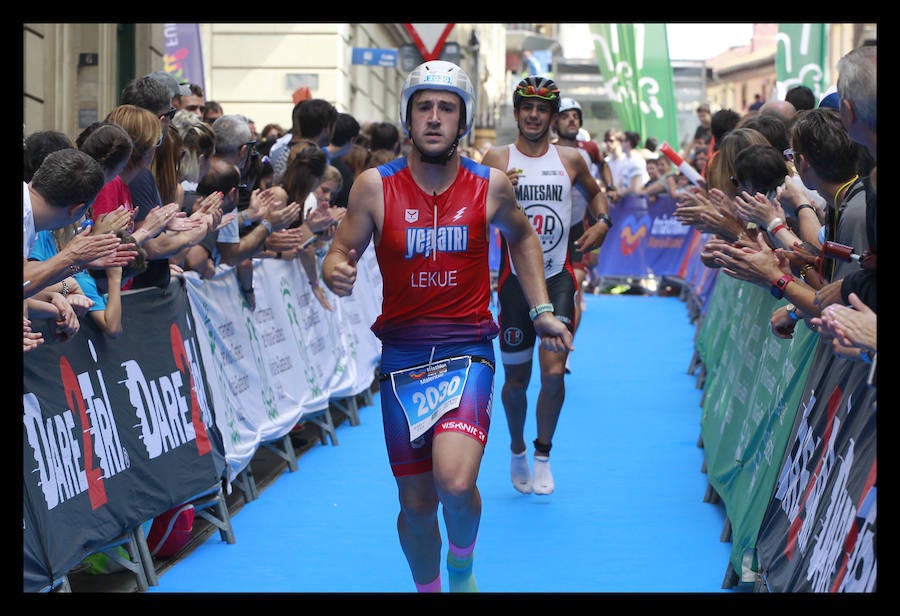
[{"left": 416, "top": 135, "right": 460, "bottom": 165}]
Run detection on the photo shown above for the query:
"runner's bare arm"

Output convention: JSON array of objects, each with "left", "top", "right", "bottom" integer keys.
[{"left": 322, "top": 168, "right": 381, "bottom": 295}]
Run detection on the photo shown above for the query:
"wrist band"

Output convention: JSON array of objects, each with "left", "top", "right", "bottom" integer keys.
[
  {"left": 260, "top": 219, "right": 274, "bottom": 234},
  {"left": 796, "top": 204, "right": 816, "bottom": 215},
  {"left": 770, "top": 274, "right": 792, "bottom": 299},
  {"left": 785, "top": 303, "right": 799, "bottom": 321},
  {"left": 769, "top": 223, "right": 788, "bottom": 235},
  {"left": 61, "top": 279, "right": 70, "bottom": 298},
  {"left": 766, "top": 217, "right": 784, "bottom": 234},
  {"left": 528, "top": 303, "right": 554, "bottom": 321}
]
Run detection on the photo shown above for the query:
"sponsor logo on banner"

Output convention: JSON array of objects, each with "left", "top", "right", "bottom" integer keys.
[{"left": 23, "top": 323, "right": 212, "bottom": 511}]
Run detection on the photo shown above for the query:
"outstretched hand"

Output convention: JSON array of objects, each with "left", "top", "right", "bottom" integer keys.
[
  {"left": 812, "top": 292, "right": 877, "bottom": 352},
  {"left": 712, "top": 230, "right": 788, "bottom": 286}
]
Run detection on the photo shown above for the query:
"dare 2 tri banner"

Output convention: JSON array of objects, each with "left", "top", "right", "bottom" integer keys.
[{"left": 22, "top": 282, "right": 225, "bottom": 592}]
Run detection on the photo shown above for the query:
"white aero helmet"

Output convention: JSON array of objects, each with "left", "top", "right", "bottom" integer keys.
[
  {"left": 558, "top": 97, "right": 582, "bottom": 122},
  {"left": 399, "top": 60, "right": 476, "bottom": 138}
]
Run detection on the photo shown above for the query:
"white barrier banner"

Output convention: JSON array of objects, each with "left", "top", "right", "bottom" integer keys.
[{"left": 183, "top": 249, "right": 382, "bottom": 482}]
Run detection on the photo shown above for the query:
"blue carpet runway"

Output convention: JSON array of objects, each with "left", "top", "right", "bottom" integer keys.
[{"left": 148, "top": 293, "right": 733, "bottom": 594}]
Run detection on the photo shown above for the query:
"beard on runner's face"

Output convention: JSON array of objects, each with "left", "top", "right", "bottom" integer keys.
[
  {"left": 556, "top": 125, "right": 579, "bottom": 141},
  {"left": 556, "top": 115, "right": 580, "bottom": 140}
]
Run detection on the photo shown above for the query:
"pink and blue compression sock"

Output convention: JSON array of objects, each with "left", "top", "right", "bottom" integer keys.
[{"left": 447, "top": 540, "right": 478, "bottom": 592}]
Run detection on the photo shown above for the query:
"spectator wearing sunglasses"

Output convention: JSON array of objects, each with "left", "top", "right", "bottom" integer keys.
[
  {"left": 202, "top": 100, "right": 224, "bottom": 125},
  {"left": 208, "top": 114, "right": 302, "bottom": 307},
  {"left": 730, "top": 143, "right": 806, "bottom": 252}
]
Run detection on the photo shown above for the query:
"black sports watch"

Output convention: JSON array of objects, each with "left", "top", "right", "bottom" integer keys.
[{"left": 596, "top": 213, "right": 613, "bottom": 228}]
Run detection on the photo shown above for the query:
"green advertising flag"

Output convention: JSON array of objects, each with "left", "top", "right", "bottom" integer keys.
[
  {"left": 776, "top": 23, "right": 827, "bottom": 100},
  {"left": 589, "top": 23, "right": 679, "bottom": 147}
]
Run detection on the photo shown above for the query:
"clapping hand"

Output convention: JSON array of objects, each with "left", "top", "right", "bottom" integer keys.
[
  {"left": 141, "top": 203, "right": 183, "bottom": 237},
  {"left": 63, "top": 228, "right": 123, "bottom": 267},
  {"left": 735, "top": 189, "right": 782, "bottom": 229},
  {"left": 217, "top": 212, "right": 237, "bottom": 231},
  {"left": 266, "top": 200, "right": 302, "bottom": 232},
  {"left": 811, "top": 292, "right": 876, "bottom": 352},
  {"left": 192, "top": 191, "right": 223, "bottom": 215},
  {"left": 305, "top": 201, "right": 336, "bottom": 234},
  {"left": 266, "top": 228, "right": 307, "bottom": 254},
  {"left": 713, "top": 231, "right": 788, "bottom": 286},
  {"left": 92, "top": 205, "right": 134, "bottom": 236}
]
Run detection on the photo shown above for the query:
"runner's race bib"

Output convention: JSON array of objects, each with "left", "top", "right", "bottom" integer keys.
[{"left": 390, "top": 356, "right": 472, "bottom": 442}]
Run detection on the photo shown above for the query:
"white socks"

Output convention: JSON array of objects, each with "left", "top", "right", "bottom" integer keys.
[
  {"left": 510, "top": 451, "right": 533, "bottom": 494},
  {"left": 511, "top": 452, "right": 554, "bottom": 495},
  {"left": 533, "top": 455, "right": 554, "bottom": 495}
]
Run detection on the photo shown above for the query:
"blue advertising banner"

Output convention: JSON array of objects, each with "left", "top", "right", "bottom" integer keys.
[
  {"left": 163, "top": 23, "right": 205, "bottom": 91},
  {"left": 593, "top": 194, "right": 693, "bottom": 279}
]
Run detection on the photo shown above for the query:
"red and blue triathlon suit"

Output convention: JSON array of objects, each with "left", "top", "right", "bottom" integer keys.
[{"left": 372, "top": 156, "right": 498, "bottom": 477}]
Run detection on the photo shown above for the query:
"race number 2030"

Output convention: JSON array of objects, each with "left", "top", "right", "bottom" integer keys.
[{"left": 389, "top": 356, "right": 472, "bottom": 441}]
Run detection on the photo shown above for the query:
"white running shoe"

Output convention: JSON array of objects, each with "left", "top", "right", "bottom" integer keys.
[
  {"left": 510, "top": 451, "right": 533, "bottom": 494},
  {"left": 533, "top": 455, "right": 554, "bottom": 495}
]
